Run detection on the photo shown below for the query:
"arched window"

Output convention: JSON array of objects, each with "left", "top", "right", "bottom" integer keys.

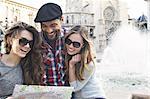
[
  {"left": 66, "top": 16, "right": 69, "bottom": 24},
  {"left": 89, "top": 28, "right": 94, "bottom": 37},
  {"left": 72, "top": 15, "right": 74, "bottom": 24}
]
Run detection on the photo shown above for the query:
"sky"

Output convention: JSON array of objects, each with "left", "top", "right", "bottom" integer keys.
[
  {"left": 125, "top": 0, "right": 147, "bottom": 18},
  {"left": 13, "top": 0, "right": 64, "bottom": 9},
  {"left": 13, "top": 0, "right": 147, "bottom": 19}
]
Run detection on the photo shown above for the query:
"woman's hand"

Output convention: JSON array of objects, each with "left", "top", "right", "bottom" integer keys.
[
  {"left": 68, "top": 54, "right": 81, "bottom": 82},
  {"left": 69, "top": 54, "right": 81, "bottom": 68}
]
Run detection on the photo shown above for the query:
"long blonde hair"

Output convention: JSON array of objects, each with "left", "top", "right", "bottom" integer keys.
[{"left": 65, "top": 25, "right": 95, "bottom": 81}]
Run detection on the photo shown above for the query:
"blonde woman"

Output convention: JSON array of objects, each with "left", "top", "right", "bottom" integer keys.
[{"left": 65, "top": 25, "right": 106, "bottom": 99}]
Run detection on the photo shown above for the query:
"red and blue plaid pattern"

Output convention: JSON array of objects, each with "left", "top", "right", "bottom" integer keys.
[{"left": 41, "top": 30, "right": 66, "bottom": 86}]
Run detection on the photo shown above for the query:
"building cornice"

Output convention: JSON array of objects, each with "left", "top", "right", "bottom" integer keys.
[
  {"left": 4, "top": 0, "right": 38, "bottom": 11},
  {"left": 64, "top": 12, "right": 94, "bottom": 15}
]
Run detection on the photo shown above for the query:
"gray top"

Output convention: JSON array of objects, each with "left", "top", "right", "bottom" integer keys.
[
  {"left": 0, "top": 61, "right": 23, "bottom": 99},
  {"left": 70, "top": 61, "right": 106, "bottom": 99}
]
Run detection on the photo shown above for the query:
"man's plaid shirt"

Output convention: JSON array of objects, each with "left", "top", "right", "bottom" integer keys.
[{"left": 41, "top": 29, "right": 66, "bottom": 86}]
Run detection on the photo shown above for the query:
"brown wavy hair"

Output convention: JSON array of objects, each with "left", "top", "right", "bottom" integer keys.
[
  {"left": 65, "top": 25, "right": 95, "bottom": 81},
  {"left": 4, "top": 22, "right": 44, "bottom": 85}
]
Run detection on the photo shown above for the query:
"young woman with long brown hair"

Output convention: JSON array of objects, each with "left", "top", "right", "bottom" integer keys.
[{"left": 0, "top": 22, "right": 44, "bottom": 98}]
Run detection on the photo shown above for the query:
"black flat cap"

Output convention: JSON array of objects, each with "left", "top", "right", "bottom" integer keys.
[{"left": 34, "top": 3, "right": 62, "bottom": 22}]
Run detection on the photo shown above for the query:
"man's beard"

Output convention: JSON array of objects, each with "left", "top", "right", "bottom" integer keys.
[{"left": 42, "top": 29, "right": 60, "bottom": 40}]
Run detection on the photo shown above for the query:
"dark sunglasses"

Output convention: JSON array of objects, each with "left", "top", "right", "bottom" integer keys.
[
  {"left": 65, "top": 38, "right": 81, "bottom": 48},
  {"left": 19, "top": 38, "right": 33, "bottom": 48}
]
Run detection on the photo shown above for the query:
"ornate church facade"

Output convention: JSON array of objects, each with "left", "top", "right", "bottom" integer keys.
[{"left": 63, "top": 0, "right": 128, "bottom": 52}]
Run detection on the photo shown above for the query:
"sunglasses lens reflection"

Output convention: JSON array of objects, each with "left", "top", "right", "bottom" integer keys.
[
  {"left": 65, "top": 38, "right": 81, "bottom": 48},
  {"left": 73, "top": 42, "right": 80, "bottom": 48},
  {"left": 19, "top": 38, "right": 33, "bottom": 48}
]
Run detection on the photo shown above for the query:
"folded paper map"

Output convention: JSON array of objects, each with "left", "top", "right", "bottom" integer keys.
[{"left": 12, "top": 85, "right": 73, "bottom": 99}]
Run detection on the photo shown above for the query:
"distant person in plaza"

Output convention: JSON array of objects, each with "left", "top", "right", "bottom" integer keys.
[
  {"left": 0, "top": 29, "right": 4, "bottom": 52},
  {"left": 65, "top": 25, "right": 106, "bottom": 99},
  {"left": 34, "top": 3, "right": 67, "bottom": 86},
  {"left": 137, "top": 14, "right": 147, "bottom": 30},
  {"left": 0, "top": 22, "right": 44, "bottom": 98}
]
